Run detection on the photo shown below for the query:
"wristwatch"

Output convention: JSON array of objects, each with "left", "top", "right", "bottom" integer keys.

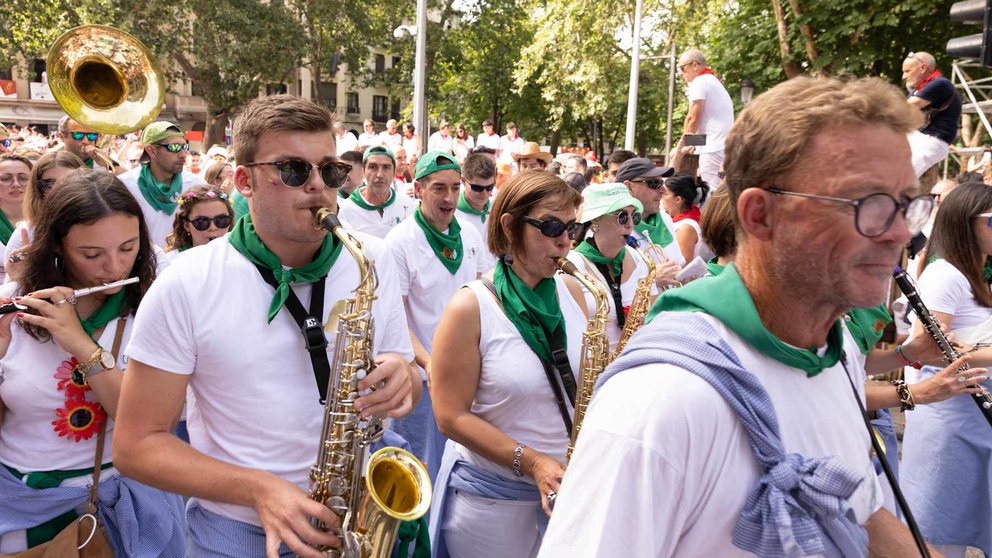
[{"left": 80, "top": 347, "right": 116, "bottom": 380}]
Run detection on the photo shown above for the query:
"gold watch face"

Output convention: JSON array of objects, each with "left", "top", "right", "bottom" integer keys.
[{"left": 99, "top": 351, "right": 115, "bottom": 370}]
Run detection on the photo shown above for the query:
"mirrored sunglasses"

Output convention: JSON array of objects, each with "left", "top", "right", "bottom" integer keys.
[
  {"left": 244, "top": 159, "right": 351, "bottom": 188},
  {"left": 158, "top": 143, "right": 189, "bottom": 153},
  {"left": 70, "top": 131, "right": 100, "bottom": 142}
]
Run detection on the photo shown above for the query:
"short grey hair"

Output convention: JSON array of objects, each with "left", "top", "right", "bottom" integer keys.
[
  {"left": 680, "top": 48, "right": 707, "bottom": 67},
  {"left": 907, "top": 51, "right": 936, "bottom": 72},
  {"left": 58, "top": 115, "right": 71, "bottom": 134}
]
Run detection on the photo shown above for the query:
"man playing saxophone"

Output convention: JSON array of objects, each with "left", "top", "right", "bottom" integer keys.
[{"left": 112, "top": 95, "right": 421, "bottom": 558}]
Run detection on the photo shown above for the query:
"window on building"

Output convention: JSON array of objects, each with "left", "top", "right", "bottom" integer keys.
[
  {"left": 312, "top": 81, "right": 337, "bottom": 109},
  {"left": 266, "top": 83, "right": 288, "bottom": 95},
  {"left": 375, "top": 54, "right": 385, "bottom": 75},
  {"left": 390, "top": 98, "right": 401, "bottom": 121},
  {"left": 191, "top": 80, "right": 204, "bottom": 98},
  {"left": 32, "top": 59, "right": 46, "bottom": 82},
  {"left": 392, "top": 56, "right": 401, "bottom": 69},
  {"left": 372, "top": 95, "right": 389, "bottom": 122},
  {"left": 0, "top": 68, "right": 12, "bottom": 80},
  {"left": 347, "top": 92, "right": 360, "bottom": 114}
]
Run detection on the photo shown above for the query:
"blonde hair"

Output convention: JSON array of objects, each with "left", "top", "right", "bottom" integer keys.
[
  {"left": 488, "top": 170, "right": 581, "bottom": 258},
  {"left": 233, "top": 95, "right": 335, "bottom": 166}
]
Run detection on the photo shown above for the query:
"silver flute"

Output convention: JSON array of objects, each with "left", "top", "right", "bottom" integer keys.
[{"left": 0, "top": 277, "right": 139, "bottom": 314}]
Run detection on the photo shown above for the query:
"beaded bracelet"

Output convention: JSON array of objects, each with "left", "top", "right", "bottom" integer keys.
[
  {"left": 511, "top": 443, "right": 527, "bottom": 477},
  {"left": 892, "top": 379, "right": 916, "bottom": 412},
  {"left": 895, "top": 344, "right": 923, "bottom": 370}
]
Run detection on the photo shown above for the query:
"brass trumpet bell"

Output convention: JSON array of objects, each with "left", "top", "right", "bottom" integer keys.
[{"left": 47, "top": 25, "right": 165, "bottom": 135}]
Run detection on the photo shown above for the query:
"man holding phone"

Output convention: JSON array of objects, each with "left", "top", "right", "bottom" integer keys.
[{"left": 679, "top": 48, "right": 734, "bottom": 191}]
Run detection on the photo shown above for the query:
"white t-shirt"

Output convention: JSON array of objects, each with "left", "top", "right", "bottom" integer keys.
[
  {"left": 630, "top": 212, "right": 686, "bottom": 267},
  {"left": 402, "top": 135, "right": 420, "bottom": 159},
  {"left": 0, "top": 313, "right": 133, "bottom": 472},
  {"left": 427, "top": 132, "right": 453, "bottom": 154},
  {"left": 686, "top": 73, "right": 735, "bottom": 154},
  {"left": 498, "top": 135, "right": 525, "bottom": 163},
  {"left": 386, "top": 215, "right": 487, "bottom": 361},
  {"left": 452, "top": 136, "right": 475, "bottom": 162},
  {"left": 476, "top": 132, "right": 501, "bottom": 151},
  {"left": 565, "top": 249, "right": 658, "bottom": 352},
  {"left": 539, "top": 312, "right": 881, "bottom": 557},
  {"left": 335, "top": 131, "right": 359, "bottom": 155},
  {"left": 357, "top": 131, "right": 381, "bottom": 148},
  {"left": 118, "top": 166, "right": 202, "bottom": 248},
  {"left": 453, "top": 278, "right": 587, "bottom": 481},
  {"left": 125, "top": 235, "right": 414, "bottom": 526},
  {"left": 336, "top": 188, "right": 416, "bottom": 239},
  {"left": 453, "top": 207, "right": 498, "bottom": 272},
  {"left": 378, "top": 131, "right": 403, "bottom": 148}
]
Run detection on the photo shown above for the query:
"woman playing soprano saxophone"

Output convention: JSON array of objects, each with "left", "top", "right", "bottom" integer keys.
[{"left": 429, "top": 171, "right": 587, "bottom": 558}]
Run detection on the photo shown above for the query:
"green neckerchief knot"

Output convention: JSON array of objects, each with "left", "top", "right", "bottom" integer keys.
[
  {"left": 84, "top": 158, "right": 95, "bottom": 169},
  {"left": 413, "top": 207, "right": 463, "bottom": 274},
  {"left": 646, "top": 263, "right": 844, "bottom": 376},
  {"left": 349, "top": 186, "right": 396, "bottom": 212},
  {"left": 636, "top": 212, "right": 674, "bottom": 247},
  {"left": 229, "top": 214, "right": 342, "bottom": 323},
  {"left": 79, "top": 288, "right": 127, "bottom": 340},
  {"left": 136, "top": 164, "right": 183, "bottom": 214},
  {"left": 575, "top": 239, "right": 625, "bottom": 278},
  {"left": 846, "top": 305, "right": 892, "bottom": 356},
  {"left": 0, "top": 210, "right": 14, "bottom": 245},
  {"left": 492, "top": 258, "right": 566, "bottom": 363},
  {"left": 706, "top": 257, "right": 726, "bottom": 277},
  {"left": 456, "top": 191, "right": 490, "bottom": 223}
]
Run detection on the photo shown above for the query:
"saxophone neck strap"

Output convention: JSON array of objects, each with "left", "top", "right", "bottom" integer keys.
[
  {"left": 254, "top": 264, "right": 331, "bottom": 403},
  {"left": 590, "top": 260, "right": 626, "bottom": 330}
]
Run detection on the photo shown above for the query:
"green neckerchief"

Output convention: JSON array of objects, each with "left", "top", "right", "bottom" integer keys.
[
  {"left": 846, "top": 305, "right": 892, "bottom": 356},
  {"left": 985, "top": 256, "right": 992, "bottom": 282},
  {"left": 413, "top": 207, "right": 463, "bottom": 275},
  {"left": 177, "top": 244, "right": 192, "bottom": 252},
  {"left": 136, "top": 164, "right": 183, "bottom": 214},
  {"left": 646, "top": 262, "right": 844, "bottom": 376},
  {"left": 492, "top": 258, "right": 566, "bottom": 363},
  {"left": 706, "top": 257, "right": 726, "bottom": 277},
  {"left": 84, "top": 157, "right": 94, "bottom": 169},
  {"left": 575, "top": 239, "right": 625, "bottom": 278},
  {"left": 636, "top": 212, "right": 674, "bottom": 247},
  {"left": 349, "top": 185, "right": 396, "bottom": 212},
  {"left": 456, "top": 191, "right": 490, "bottom": 223},
  {"left": 79, "top": 288, "right": 127, "bottom": 340},
  {"left": 0, "top": 210, "right": 14, "bottom": 245},
  {"left": 228, "top": 214, "right": 342, "bottom": 323}
]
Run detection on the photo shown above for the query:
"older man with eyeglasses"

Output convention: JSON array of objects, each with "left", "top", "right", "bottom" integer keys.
[{"left": 903, "top": 51, "right": 961, "bottom": 178}]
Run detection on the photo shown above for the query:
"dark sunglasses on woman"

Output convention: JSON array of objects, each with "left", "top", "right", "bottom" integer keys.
[
  {"left": 243, "top": 159, "right": 351, "bottom": 188},
  {"left": 615, "top": 209, "right": 641, "bottom": 226},
  {"left": 187, "top": 214, "right": 233, "bottom": 231},
  {"left": 522, "top": 216, "right": 584, "bottom": 240}
]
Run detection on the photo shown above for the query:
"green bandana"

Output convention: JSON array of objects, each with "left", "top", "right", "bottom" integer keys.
[
  {"left": 456, "top": 191, "right": 489, "bottom": 223},
  {"left": 846, "top": 305, "right": 892, "bottom": 356},
  {"left": 413, "top": 207, "right": 463, "bottom": 274},
  {"left": 79, "top": 288, "right": 127, "bottom": 340},
  {"left": 0, "top": 210, "right": 14, "bottom": 245},
  {"left": 84, "top": 158, "right": 95, "bottom": 169},
  {"left": 136, "top": 164, "right": 183, "bottom": 214},
  {"left": 646, "top": 263, "right": 844, "bottom": 376},
  {"left": 636, "top": 212, "right": 674, "bottom": 247},
  {"left": 706, "top": 257, "right": 726, "bottom": 277},
  {"left": 574, "top": 239, "right": 625, "bottom": 278},
  {"left": 229, "top": 214, "right": 342, "bottom": 322},
  {"left": 349, "top": 186, "right": 396, "bottom": 212},
  {"left": 493, "top": 258, "right": 566, "bottom": 363}
]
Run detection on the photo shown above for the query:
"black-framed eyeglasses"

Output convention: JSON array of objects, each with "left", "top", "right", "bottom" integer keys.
[
  {"left": 70, "top": 131, "right": 100, "bottom": 142},
  {"left": 466, "top": 181, "right": 495, "bottom": 193},
  {"left": 615, "top": 209, "right": 642, "bottom": 226},
  {"left": 187, "top": 214, "right": 234, "bottom": 231},
  {"left": 766, "top": 187, "right": 934, "bottom": 238},
  {"left": 522, "top": 215, "right": 584, "bottom": 240},
  {"left": 157, "top": 143, "right": 189, "bottom": 153},
  {"left": 37, "top": 178, "right": 57, "bottom": 193},
  {"left": 630, "top": 178, "right": 664, "bottom": 190},
  {"left": 243, "top": 159, "right": 351, "bottom": 188},
  {"left": 678, "top": 62, "right": 694, "bottom": 72}
]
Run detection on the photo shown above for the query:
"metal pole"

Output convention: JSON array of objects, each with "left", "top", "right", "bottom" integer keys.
[
  {"left": 413, "top": 0, "right": 428, "bottom": 156},
  {"left": 623, "top": 0, "right": 644, "bottom": 151},
  {"left": 665, "top": 43, "right": 676, "bottom": 161}
]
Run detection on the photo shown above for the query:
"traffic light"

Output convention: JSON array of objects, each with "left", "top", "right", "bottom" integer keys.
[{"left": 947, "top": 0, "right": 992, "bottom": 66}]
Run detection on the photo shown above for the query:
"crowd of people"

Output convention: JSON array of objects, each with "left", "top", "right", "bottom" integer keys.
[{"left": 0, "top": 46, "right": 989, "bottom": 558}]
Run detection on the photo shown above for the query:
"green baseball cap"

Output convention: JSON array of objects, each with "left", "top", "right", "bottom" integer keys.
[
  {"left": 415, "top": 150, "right": 461, "bottom": 181},
  {"left": 363, "top": 145, "right": 395, "bottom": 164},
  {"left": 578, "top": 182, "right": 644, "bottom": 223},
  {"left": 141, "top": 121, "right": 184, "bottom": 146}
]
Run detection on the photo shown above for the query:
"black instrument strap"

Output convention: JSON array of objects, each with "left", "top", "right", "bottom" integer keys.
[
  {"left": 253, "top": 264, "right": 332, "bottom": 403},
  {"left": 480, "top": 277, "right": 575, "bottom": 435},
  {"left": 591, "top": 261, "right": 626, "bottom": 330}
]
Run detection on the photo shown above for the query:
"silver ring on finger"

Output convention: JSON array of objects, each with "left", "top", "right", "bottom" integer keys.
[
  {"left": 958, "top": 375, "right": 967, "bottom": 383},
  {"left": 66, "top": 293, "right": 77, "bottom": 305}
]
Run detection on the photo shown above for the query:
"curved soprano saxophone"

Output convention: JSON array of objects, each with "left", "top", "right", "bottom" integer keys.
[
  {"left": 309, "top": 208, "right": 432, "bottom": 558},
  {"left": 557, "top": 258, "right": 611, "bottom": 463},
  {"left": 611, "top": 246, "right": 656, "bottom": 361}
]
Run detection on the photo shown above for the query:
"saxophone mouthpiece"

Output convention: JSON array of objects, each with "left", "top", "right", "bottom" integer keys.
[
  {"left": 313, "top": 207, "right": 340, "bottom": 232},
  {"left": 557, "top": 258, "right": 578, "bottom": 275}
]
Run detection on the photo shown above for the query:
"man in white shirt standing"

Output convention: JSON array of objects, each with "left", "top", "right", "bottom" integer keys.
[
  {"left": 476, "top": 119, "right": 501, "bottom": 155},
  {"left": 337, "top": 146, "right": 416, "bottom": 238},
  {"left": 540, "top": 77, "right": 942, "bottom": 558},
  {"left": 678, "top": 48, "right": 734, "bottom": 191},
  {"left": 454, "top": 152, "right": 498, "bottom": 270},
  {"left": 357, "top": 119, "right": 380, "bottom": 148},
  {"left": 427, "top": 120, "right": 454, "bottom": 154},
  {"left": 498, "top": 121, "right": 525, "bottom": 165},
  {"left": 379, "top": 118, "right": 403, "bottom": 148},
  {"left": 385, "top": 151, "right": 487, "bottom": 482},
  {"left": 333, "top": 122, "right": 358, "bottom": 155}
]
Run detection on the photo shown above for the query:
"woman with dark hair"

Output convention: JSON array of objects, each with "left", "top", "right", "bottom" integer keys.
[
  {"left": 661, "top": 173, "right": 710, "bottom": 263},
  {"left": 0, "top": 168, "right": 183, "bottom": 554},
  {"left": 164, "top": 185, "right": 234, "bottom": 256},
  {"left": 4, "top": 150, "right": 85, "bottom": 283},
  {"left": 901, "top": 181, "right": 992, "bottom": 558},
  {"left": 0, "top": 154, "right": 30, "bottom": 282},
  {"left": 429, "top": 171, "right": 588, "bottom": 557}
]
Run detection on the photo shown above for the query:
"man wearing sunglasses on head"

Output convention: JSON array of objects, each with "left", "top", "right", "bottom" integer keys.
[
  {"left": 114, "top": 95, "right": 420, "bottom": 558},
  {"left": 118, "top": 121, "right": 201, "bottom": 247},
  {"left": 616, "top": 157, "right": 684, "bottom": 289},
  {"left": 455, "top": 153, "right": 499, "bottom": 271},
  {"left": 337, "top": 145, "right": 416, "bottom": 239}
]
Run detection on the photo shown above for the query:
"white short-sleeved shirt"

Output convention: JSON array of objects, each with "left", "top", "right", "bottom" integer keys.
[
  {"left": 336, "top": 188, "right": 416, "bottom": 239},
  {"left": 539, "top": 312, "right": 881, "bottom": 557},
  {"left": 427, "top": 132, "right": 454, "bottom": 154},
  {"left": 357, "top": 132, "right": 381, "bottom": 148},
  {"left": 335, "top": 132, "right": 359, "bottom": 155},
  {"left": 498, "top": 135, "right": 525, "bottom": 163},
  {"left": 379, "top": 131, "right": 403, "bottom": 148},
  {"left": 386, "top": 215, "right": 487, "bottom": 360},
  {"left": 686, "top": 73, "right": 735, "bottom": 154},
  {"left": 0, "top": 314, "right": 133, "bottom": 472},
  {"left": 565, "top": 249, "right": 658, "bottom": 352},
  {"left": 452, "top": 136, "right": 475, "bottom": 162},
  {"left": 402, "top": 135, "right": 420, "bottom": 159},
  {"left": 125, "top": 234, "right": 414, "bottom": 526},
  {"left": 630, "top": 212, "right": 686, "bottom": 268},
  {"left": 453, "top": 207, "right": 497, "bottom": 272},
  {"left": 476, "top": 132, "right": 501, "bottom": 151},
  {"left": 118, "top": 166, "right": 202, "bottom": 248}
]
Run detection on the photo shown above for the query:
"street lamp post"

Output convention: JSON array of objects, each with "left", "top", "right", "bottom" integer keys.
[
  {"left": 393, "top": 0, "right": 428, "bottom": 156},
  {"left": 740, "top": 78, "right": 755, "bottom": 105},
  {"left": 623, "top": 0, "right": 644, "bottom": 151}
]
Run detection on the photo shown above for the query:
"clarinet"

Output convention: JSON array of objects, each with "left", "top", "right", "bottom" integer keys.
[{"left": 893, "top": 266, "right": 992, "bottom": 428}]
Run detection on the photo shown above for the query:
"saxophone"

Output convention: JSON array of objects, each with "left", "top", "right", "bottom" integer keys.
[
  {"left": 309, "top": 208, "right": 432, "bottom": 558},
  {"left": 611, "top": 246, "right": 656, "bottom": 361},
  {"left": 556, "top": 258, "right": 611, "bottom": 463}
]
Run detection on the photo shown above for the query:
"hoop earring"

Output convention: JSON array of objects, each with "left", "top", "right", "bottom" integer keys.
[{"left": 54, "top": 254, "right": 63, "bottom": 272}]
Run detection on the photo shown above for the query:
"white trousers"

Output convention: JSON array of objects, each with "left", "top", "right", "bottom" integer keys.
[
  {"left": 441, "top": 487, "right": 543, "bottom": 558},
  {"left": 908, "top": 131, "right": 950, "bottom": 178},
  {"left": 698, "top": 150, "right": 725, "bottom": 193}
]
